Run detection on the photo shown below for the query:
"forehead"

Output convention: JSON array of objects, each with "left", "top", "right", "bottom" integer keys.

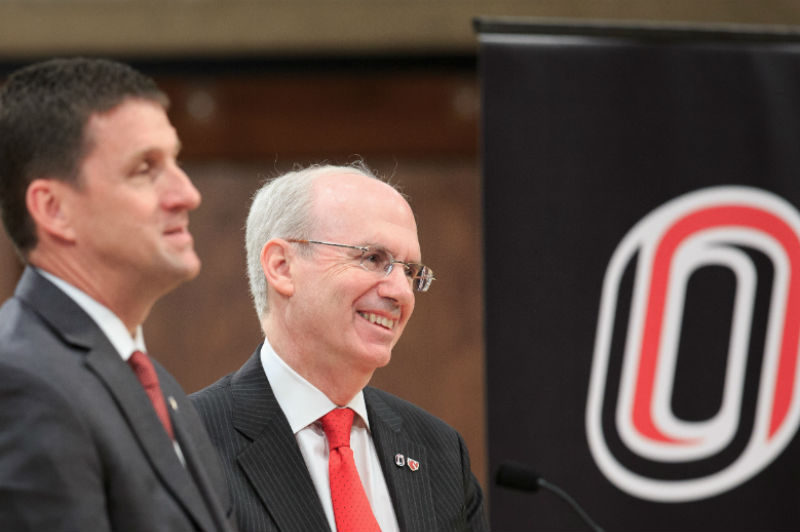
[
  {"left": 311, "top": 171, "right": 420, "bottom": 254},
  {"left": 83, "top": 98, "right": 177, "bottom": 159}
]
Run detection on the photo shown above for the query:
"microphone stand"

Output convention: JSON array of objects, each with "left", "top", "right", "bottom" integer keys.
[{"left": 496, "top": 461, "right": 605, "bottom": 532}]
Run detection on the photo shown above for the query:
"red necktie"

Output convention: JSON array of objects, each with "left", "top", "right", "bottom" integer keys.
[
  {"left": 128, "top": 350, "right": 174, "bottom": 440},
  {"left": 320, "top": 408, "right": 381, "bottom": 532}
]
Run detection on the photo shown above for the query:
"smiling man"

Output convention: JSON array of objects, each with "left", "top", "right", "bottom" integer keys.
[
  {"left": 0, "top": 58, "right": 233, "bottom": 531},
  {"left": 191, "top": 164, "right": 488, "bottom": 532}
]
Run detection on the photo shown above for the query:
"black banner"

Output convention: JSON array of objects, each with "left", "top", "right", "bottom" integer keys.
[{"left": 478, "top": 19, "right": 800, "bottom": 531}]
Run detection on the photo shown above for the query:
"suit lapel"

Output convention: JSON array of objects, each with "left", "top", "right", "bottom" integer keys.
[
  {"left": 17, "top": 269, "right": 216, "bottom": 532},
  {"left": 232, "top": 351, "right": 330, "bottom": 532},
  {"left": 85, "top": 344, "right": 217, "bottom": 532},
  {"left": 167, "top": 386, "right": 232, "bottom": 532},
  {"left": 366, "top": 389, "right": 437, "bottom": 532}
]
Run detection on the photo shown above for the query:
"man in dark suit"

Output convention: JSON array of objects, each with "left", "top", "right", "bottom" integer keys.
[
  {"left": 0, "top": 58, "right": 234, "bottom": 531},
  {"left": 191, "top": 164, "right": 488, "bottom": 532}
]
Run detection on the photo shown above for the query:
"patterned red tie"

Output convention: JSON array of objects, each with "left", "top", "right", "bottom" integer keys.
[
  {"left": 128, "top": 350, "right": 174, "bottom": 440},
  {"left": 320, "top": 408, "right": 381, "bottom": 532}
]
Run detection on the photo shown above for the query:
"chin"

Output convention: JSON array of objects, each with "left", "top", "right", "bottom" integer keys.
[
  {"left": 351, "top": 345, "right": 392, "bottom": 373},
  {"left": 184, "top": 260, "right": 202, "bottom": 279},
  {"left": 174, "top": 251, "right": 202, "bottom": 276},
  {"left": 371, "top": 349, "right": 393, "bottom": 369},
  {"left": 158, "top": 258, "right": 202, "bottom": 287}
]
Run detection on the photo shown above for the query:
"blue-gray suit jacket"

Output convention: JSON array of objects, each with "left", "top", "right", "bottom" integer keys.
[
  {"left": 0, "top": 267, "right": 235, "bottom": 531},
  {"left": 190, "top": 347, "right": 488, "bottom": 532}
]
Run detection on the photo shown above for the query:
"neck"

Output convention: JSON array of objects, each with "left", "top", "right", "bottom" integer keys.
[
  {"left": 30, "top": 249, "right": 156, "bottom": 336},
  {"left": 263, "top": 318, "right": 374, "bottom": 406}
]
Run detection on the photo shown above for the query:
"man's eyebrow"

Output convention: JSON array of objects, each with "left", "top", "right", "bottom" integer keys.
[
  {"left": 361, "top": 243, "right": 422, "bottom": 263},
  {"left": 359, "top": 242, "right": 393, "bottom": 254},
  {"left": 128, "top": 137, "right": 183, "bottom": 161}
]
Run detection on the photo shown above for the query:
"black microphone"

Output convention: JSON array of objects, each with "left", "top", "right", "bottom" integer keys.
[{"left": 496, "top": 461, "right": 605, "bottom": 532}]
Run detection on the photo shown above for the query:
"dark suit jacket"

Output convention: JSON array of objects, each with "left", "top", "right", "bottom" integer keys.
[
  {"left": 190, "top": 346, "right": 488, "bottom": 532},
  {"left": 0, "top": 267, "right": 235, "bottom": 531}
]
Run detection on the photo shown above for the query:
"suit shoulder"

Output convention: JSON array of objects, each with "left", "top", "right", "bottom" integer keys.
[
  {"left": 0, "top": 298, "right": 92, "bottom": 400},
  {"left": 0, "top": 296, "right": 49, "bottom": 357},
  {"left": 191, "top": 372, "right": 234, "bottom": 398},
  {"left": 365, "top": 386, "right": 461, "bottom": 441},
  {"left": 189, "top": 373, "right": 235, "bottom": 417}
]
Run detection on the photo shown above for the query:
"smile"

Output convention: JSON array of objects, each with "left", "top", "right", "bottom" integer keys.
[
  {"left": 163, "top": 226, "right": 193, "bottom": 244},
  {"left": 164, "top": 226, "right": 188, "bottom": 236},
  {"left": 358, "top": 312, "right": 396, "bottom": 330}
]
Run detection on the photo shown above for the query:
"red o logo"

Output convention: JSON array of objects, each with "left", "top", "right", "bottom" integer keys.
[{"left": 587, "top": 186, "right": 800, "bottom": 502}]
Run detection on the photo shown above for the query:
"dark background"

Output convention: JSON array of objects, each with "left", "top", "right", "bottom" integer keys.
[{"left": 482, "top": 23, "right": 800, "bottom": 531}]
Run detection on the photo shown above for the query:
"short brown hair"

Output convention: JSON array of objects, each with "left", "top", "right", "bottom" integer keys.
[{"left": 0, "top": 57, "right": 168, "bottom": 257}]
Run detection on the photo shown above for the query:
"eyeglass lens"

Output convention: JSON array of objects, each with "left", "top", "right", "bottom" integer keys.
[{"left": 359, "top": 248, "right": 433, "bottom": 292}]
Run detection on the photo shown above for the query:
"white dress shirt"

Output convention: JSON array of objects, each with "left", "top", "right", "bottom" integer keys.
[
  {"left": 37, "top": 268, "right": 185, "bottom": 464},
  {"left": 260, "top": 339, "right": 400, "bottom": 532},
  {"left": 38, "top": 268, "right": 146, "bottom": 359}
]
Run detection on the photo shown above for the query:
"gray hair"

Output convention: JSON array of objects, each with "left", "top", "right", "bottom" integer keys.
[{"left": 246, "top": 162, "right": 385, "bottom": 318}]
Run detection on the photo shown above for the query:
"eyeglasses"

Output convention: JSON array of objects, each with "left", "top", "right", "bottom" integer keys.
[{"left": 286, "top": 238, "right": 436, "bottom": 293}]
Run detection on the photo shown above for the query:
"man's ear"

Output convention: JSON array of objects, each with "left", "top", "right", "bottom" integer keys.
[
  {"left": 261, "top": 239, "right": 295, "bottom": 298},
  {"left": 25, "top": 179, "right": 77, "bottom": 243}
]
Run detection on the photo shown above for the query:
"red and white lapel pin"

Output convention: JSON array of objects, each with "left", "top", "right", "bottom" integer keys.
[{"left": 394, "top": 453, "right": 420, "bottom": 471}]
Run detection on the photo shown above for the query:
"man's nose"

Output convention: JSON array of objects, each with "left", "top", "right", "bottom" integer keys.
[
  {"left": 378, "top": 263, "right": 415, "bottom": 304},
  {"left": 162, "top": 164, "right": 201, "bottom": 211}
]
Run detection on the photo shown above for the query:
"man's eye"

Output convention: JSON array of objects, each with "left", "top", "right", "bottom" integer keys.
[
  {"left": 362, "top": 251, "right": 388, "bottom": 271},
  {"left": 363, "top": 252, "right": 382, "bottom": 264},
  {"left": 134, "top": 161, "right": 153, "bottom": 175}
]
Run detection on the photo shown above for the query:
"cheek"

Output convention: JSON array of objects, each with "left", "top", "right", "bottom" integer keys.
[
  {"left": 395, "top": 312, "right": 412, "bottom": 338},
  {"left": 401, "top": 298, "right": 415, "bottom": 323},
  {"left": 300, "top": 277, "right": 353, "bottom": 322}
]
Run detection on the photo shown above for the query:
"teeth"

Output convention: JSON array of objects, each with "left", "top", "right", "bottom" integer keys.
[{"left": 359, "top": 312, "right": 395, "bottom": 330}]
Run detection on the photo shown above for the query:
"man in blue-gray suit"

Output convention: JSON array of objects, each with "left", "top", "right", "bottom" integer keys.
[
  {"left": 0, "top": 58, "right": 234, "bottom": 531},
  {"left": 191, "top": 164, "right": 488, "bottom": 532}
]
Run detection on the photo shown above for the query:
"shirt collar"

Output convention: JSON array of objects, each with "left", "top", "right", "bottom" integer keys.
[
  {"left": 36, "top": 268, "right": 146, "bottom": 361},
  {"left": 259, "top": 338, "right": 370, "bottom": 434}
]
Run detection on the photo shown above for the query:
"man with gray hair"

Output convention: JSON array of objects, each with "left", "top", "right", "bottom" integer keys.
[{"left": 191, "top": 163, "right": 487, "bottom": 532}]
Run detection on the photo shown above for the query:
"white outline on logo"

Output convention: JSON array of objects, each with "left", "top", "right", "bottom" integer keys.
[{"left": 587, "top": 186, "right": 800, "bottom": 502}]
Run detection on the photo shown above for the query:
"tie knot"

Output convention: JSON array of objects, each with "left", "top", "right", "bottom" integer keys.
[
  {"left": 320, "top": 407, "right": 354, "bottom": 450},
  {"left": 128, "top": 350, "right": 158, "bottom": 389}
]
